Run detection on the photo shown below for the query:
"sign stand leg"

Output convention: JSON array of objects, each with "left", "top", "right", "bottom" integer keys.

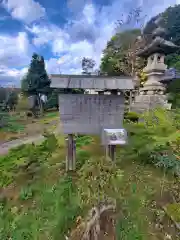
[
  {"left": 105, "top": 145, "right": 116, "bottom": 161},
  {"left": 66, "top": 134, "right": 76, "bottom": 171},
  {"left": 109, "top": 145, "right": 116, "bottom": 161}
]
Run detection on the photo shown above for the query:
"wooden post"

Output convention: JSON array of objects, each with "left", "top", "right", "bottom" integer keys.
[
  {"left": 106, "top": 145, "right": 116, "bottom": 161},
  {"left": 129, "top": 90, "right": 132, "bottom": 112},
  {"left": 66, "top": 134, "right": 76, "bottom": 171},
  {"left": 109, "top": 145, "right": 116, "bottom": 161},
  {"left": 105, "top": 90, "right": 118, "bottom": 161}
]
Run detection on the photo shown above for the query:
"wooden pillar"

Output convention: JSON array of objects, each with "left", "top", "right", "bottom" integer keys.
[{"left": 66, "top": 134, "right": 76, "bottom": 171}]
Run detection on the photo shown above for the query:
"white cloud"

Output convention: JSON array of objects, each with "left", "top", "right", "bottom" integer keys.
[
  {"left": 45, "top": 0, "right": 180, "bottom": 75},
  {"left": 1, "top": 0, "right": 179, "bottom": 85},
  {"left": 82, "top": 4, "right": 96, "bottom": 24},
  {"left": 0, "top": 32, "right": 31, "bottom": 68},
  {"left": 0, "top": 32, "right": 32, "bottom": 86},
  {"left": 26, "top": 24, "right": 70, "bottom": 54},
  {"left": 2, "top": 0, "right": 46, "bottom": 24},
  {"left": 30, "top": 3, "right": 116, "bottom": 74},
  {"left": 0, "top": 66, "right": 28, "bottom": 87}
]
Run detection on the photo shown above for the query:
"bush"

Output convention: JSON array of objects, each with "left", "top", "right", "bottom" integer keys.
[
  {"left": 123, "top": 108, "right": 180, "bottom": 175},
  {"left": 124, "top": 111, "right": 139, "bottom": 122},
  {"left": 77, "top": 156, "right": 123, "bottom": 207},
  {"left": 0, "top": 133, "right": 58, "bottom": 187},
  {"left": 16, "top": 96, "right": 30, "bottom": 113},
  {"left": 0, "top": 112, "right": 9, "bottom": 128}
]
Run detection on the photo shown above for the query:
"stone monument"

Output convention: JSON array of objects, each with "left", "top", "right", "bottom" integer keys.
[{"left": 131, "top": 16, "right": 179, "bottom": 112}]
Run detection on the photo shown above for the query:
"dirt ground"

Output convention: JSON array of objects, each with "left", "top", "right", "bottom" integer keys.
[{"left": 0, "top": 111, "right": 59, "bottom": 141}]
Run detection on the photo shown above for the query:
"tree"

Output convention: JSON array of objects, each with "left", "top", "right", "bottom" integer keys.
[
  {"left": 143, "top": 4, "right": 180, "bottom": 108},
  {"left": 100, "top": 7, "right": 147, "bottom": 77},
  {"left": 82, "top": 57, "right": 96, "bottom": 75},
  {"left": 0, "top": 88, "right": 7, "bottom": 103},
  {"left": 45, "top": 89, "right": 59, "bottom": 110},
  {"left": 21, "top": 53, "right": 51, "bottom": 115},
  {"left": 100, "top": 29, "right": 145, "bottom": 77},
  {"left": 143, "top": 4, "right": 180, "bottom": 70},
  {"left": 6, "top": 90, "right": 18, "bottom": 111}
]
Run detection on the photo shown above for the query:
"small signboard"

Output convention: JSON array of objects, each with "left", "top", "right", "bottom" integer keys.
[{"left": 102, "top": 128, "right": 128, "bottom": 145}]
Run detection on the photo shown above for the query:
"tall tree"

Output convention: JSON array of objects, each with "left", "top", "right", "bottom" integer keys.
[
  {"left": 21, "top": 53, "right": 51, "bottom": 115},
  {"left": 100, "top": 29, "right": 145, "bottom": 77},
  {"left": 143, "top": 5, "right": 180, "bottom": 108},
  {"left": 143, "top": 4, "right": 180, "bottom": 70},
  {"left": 100, "top": 7, "right": 147, "bottom": 78},
  {"left": 82, "top": 57, "right": 96, "bottom": 75}
]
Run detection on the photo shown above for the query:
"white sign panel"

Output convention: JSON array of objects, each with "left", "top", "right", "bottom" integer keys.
[{"left": 102, "top": 128, "right": 128, "bottom": 145}]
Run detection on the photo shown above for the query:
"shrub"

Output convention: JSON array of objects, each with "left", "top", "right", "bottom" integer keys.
[
  {"left": 124, "top": 111, "right": 139, "bottom": 122},
  {"left": 0, "top": 111, "right": 9, "bottom": 128},
  {"left": 16, "top": 96, "right": 29, "bottom": 112},
  {"left": 0, "top": 133, "right": 58, "bottom": 187},
  {"left": 123, "top": 108, "right": 180, "bottom": 174},
  {"left": 77, "top": 156, "right": 123, "bottom": 207}
]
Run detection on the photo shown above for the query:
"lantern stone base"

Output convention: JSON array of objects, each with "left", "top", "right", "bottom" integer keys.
[{"left": 130, "top": 94, "right": 169, "bottom": 114}]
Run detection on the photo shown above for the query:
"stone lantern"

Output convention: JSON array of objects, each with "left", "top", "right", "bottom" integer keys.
[{"left": 131, "top": 16, "right": 179, "bottom": 112}]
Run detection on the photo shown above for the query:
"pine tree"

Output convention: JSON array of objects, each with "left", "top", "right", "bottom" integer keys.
[{"left": 21, "top": 53, "right": 51, "bottom": 115}]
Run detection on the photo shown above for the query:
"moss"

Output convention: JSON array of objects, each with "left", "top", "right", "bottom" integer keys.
[{"left": 165, "top": 203, "right": 180, "bottom": 222}]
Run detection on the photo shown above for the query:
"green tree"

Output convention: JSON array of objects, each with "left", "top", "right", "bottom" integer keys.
[
  {"left": 45, "top": 89, "right": 59, "bottom": 110},
  {"left": 82, "top": 57, "right": 96, "bottom": 75},
  {"left": 0, "top": 88, "right": 7, "bottom": 103},
  {"left": 6, "top": 90, "right": 18, "bottom": 111},
  {"left": 100, "top": 29, "right": 145, "bottom": 76},
  {"left": 143, "top": 4, "right": 180, "bottom": 70},
  {"left": 21, "top": 53, "right": 51, "bottom": 115},
  {"left": 143, "top": 5, "right": 180, "bottom": 108},
  {"left": 167, "top": 79, "right": 180, "bottom": 108}
]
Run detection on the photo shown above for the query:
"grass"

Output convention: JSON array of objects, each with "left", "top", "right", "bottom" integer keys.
[
  {"left": 116, "top": 161, "right": 159, "bottom": 240},
  {"left": 115, "top": 155, "right": 180, "bottom": 240},
  {"left": 0, "top": 110, "right": 59, "bottom": 142},
  {"left": 0, "top": 176, "right": 81, "bottom": 240},
  {"left": 0, "top": 113, "right": 25, "bottom": 135},
  {"left": 165, "top": 203, "right": 180, "bottom": 222},
  {"left": 0, "top": 134, "right": 179, "bottom": 239},
  {"left": 0, "top": 134, "right": 94, "bottom": 240}
]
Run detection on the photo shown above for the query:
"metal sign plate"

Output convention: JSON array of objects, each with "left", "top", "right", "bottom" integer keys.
[
  {"left": 59, "top": 94, "right": 125, "bottom": 134},
  {"left": 102, "top": 128, "right": 128, "bottom": 145}
]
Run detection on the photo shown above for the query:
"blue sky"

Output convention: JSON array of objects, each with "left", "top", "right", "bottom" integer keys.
[{"left": 0, "top": 0, "right": 179, "bottom": 86}]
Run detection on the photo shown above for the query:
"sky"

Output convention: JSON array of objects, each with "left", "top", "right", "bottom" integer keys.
[{"left": 0, "top": 0, "right": 179, "bottom": 87}]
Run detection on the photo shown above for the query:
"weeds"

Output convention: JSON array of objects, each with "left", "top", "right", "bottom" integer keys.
[
  {"left": 0, "top": 108, "right": 180, "bottom": 239},
  {"left": 0, "top": 133, "right": 58, "bottom": 187},
  {"left": 19, "top": 185, "right": 34, "bottom": 201},
  {"left": 0, "top": 133, "right": 93, "bottom": 239}
]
